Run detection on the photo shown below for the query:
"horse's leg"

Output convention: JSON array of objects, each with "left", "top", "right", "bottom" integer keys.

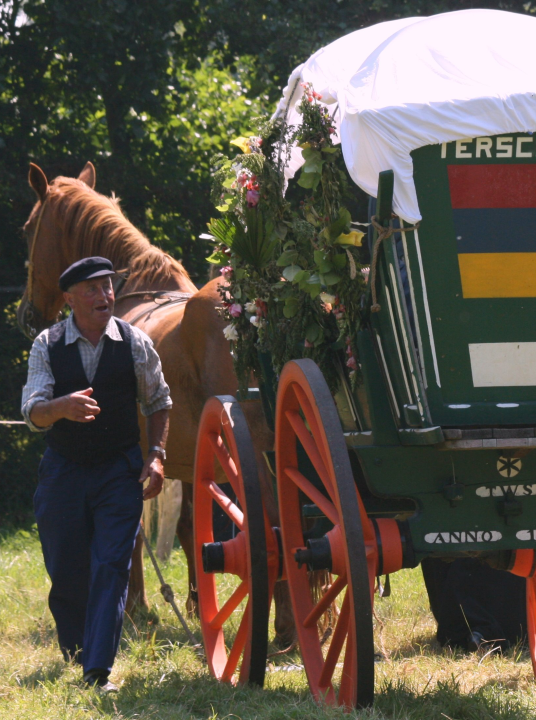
[
  {"left": 239, "top": 400, "right": 297, "bottom": 649},
  {"left": 126, "top": 527, "right": 150, "bottom": 615},
  {"left": 177, "top": 481, "right": 198, "bottom": 616},
  {"left": 156, "top": 478, "right": 183, "bottom": 561}
]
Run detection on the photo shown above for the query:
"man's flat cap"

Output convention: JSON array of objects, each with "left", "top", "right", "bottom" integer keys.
[{"left": 59, "top": 257, "right": 115, "bottom": 291}]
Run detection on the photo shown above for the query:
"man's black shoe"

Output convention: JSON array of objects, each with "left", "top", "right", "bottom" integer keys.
[{"left": 84, "top": 672, "right": 119, "bottom": 693}]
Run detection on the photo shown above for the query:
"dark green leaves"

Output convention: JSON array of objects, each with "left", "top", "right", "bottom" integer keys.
[{"left": 207, "top": 207, "right": 278, "bottom": 270}]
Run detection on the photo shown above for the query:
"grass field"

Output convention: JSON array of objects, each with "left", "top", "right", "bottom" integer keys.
[{"left": 1, "top": 526, "right": 536, "bottom": 720}]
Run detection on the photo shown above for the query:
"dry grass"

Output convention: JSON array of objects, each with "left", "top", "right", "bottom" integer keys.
[{"left": 1, "top": 526, "right": 535, "bottom": 719}]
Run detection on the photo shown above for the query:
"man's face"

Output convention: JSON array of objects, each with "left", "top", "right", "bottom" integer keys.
[{"left": 64, "top": 276, "right": 115, "bottom": 330}]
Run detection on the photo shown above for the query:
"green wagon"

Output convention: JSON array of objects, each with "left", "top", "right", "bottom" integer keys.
[{"left": 192, "top": 10, "right": 536, "bottom": 709}]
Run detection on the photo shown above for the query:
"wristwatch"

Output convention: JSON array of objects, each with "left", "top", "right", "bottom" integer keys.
[{"left": 149, "top": 445, "right": 166, "bottom": 461}]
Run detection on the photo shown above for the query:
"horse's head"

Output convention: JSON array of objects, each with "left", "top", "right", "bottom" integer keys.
[{"left": 17, "top": 161, "right": 96, "bottom": 339}]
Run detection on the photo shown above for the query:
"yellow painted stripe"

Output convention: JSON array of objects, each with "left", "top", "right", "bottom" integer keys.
[{"left": 458, "top": 253, "right": 536, "bottom": 298}]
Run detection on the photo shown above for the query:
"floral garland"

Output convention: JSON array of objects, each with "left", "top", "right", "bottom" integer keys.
[{"left": 207, "top": 83, "right": 368, "bottom": 397}]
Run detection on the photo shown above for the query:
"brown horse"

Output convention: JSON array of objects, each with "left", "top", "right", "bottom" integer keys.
[{"left": 17, "top": 162, "right": 294, "bottom": 644}]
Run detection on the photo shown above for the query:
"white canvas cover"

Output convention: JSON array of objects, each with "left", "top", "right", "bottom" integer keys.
[{"left": 275, "top": 9, "right": 536, "bottom": 222}]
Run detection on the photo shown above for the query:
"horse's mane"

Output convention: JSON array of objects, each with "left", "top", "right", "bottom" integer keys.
[{"left": 47, "top": 177, "right": 190, "bottom": 286}]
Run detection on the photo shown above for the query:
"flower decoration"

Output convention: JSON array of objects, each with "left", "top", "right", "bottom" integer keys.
[{"left": 208, "top": 83, "right": 367, "bottom": 395}]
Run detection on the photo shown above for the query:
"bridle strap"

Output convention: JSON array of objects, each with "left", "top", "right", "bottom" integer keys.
[{"left": 26, "top": 195, "right": 50, "bottom": 306}]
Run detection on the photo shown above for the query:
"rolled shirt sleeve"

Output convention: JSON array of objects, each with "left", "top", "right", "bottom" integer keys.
[
  {"left": 129, "top": 325, "right": 172, "bottom": 416},
  {"left": 21, "top": 330, "right": 55, "bottom": 432}
]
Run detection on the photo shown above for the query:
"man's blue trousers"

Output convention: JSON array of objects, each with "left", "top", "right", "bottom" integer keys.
[{"left": 34, "top": 444, "right": 144, "bottom": 676}]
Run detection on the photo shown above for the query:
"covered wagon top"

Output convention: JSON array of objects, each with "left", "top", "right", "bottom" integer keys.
[{"left": 275, "top": 9, "right": 536, "bottom": 223}]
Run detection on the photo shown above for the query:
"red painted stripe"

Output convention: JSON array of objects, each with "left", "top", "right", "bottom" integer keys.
[{"left": 448, "top": 164, "right": 536, "bottom": 209}]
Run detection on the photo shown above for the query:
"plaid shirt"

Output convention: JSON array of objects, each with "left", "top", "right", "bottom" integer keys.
[{"left": 21, "top": 314, "right": 172, "bottom": 432}]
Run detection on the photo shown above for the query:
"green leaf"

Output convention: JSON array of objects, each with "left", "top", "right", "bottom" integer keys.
[
  {"left": 222, "top": 176, "right": 235, "bottom": 189},
  {"left": 305, "top": 323, "right": 321, "bottom": 343},
  {"left": 297, "top": 172, "right": 320, "bottom": 190},
  {"left": 317, "top": 259, "right": 333, "bottom": 273},
  {"left": 321, "top": 146, "right": 339, "bottom": 154},
  {"left": 233, "top": 285, "right": 242, "bottom": 299},
  {"left": 313, "top": 250, "right": 325, "bottom": 265},
  {"left": 283, "top": 297, "right": 300, "bottom": 318},
  {"left": 322, "top": 272, "right": 341, "bottom": 286},
  {"left": 308, "top": 284, "right": 322, "bottom": 299},
  {"left": 282, "top": 264, "right": 303, "bottom": 282},
  {"left": 307, "top": 273, "right": 321, "bottom": 285},
  {"left": 292, "top": 270, "right": 308, "bottom": 284},
  {"left": 276, "top": 250, "right": 299, "bottom": 267},
  {"left": 235, "top": 268, "right": 246, "bottom": 280},
  {"left": 327, "top": 207, "right": 352, "bottom": 240},
  {"left": 332, "top": 253, "right": 347, "bottom": 270},
  {"left": 301, "top": 147, "right": 323, "bottom": 173},
  {"left": 206, "top": 250, "right": 228, "bottom": 265}
]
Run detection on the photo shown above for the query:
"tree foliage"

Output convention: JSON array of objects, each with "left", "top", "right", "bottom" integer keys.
[{"left": 0, "top": 0, "right": 532, "bottom": 520}]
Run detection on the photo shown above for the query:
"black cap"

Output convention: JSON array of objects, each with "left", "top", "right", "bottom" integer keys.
[{"left": 59, "top": 257, "right": 115, "bottom": 292}]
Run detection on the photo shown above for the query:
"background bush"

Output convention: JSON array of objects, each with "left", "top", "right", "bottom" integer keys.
[{"left": 0, "top": 0, "right": 530, "bottom": 524}]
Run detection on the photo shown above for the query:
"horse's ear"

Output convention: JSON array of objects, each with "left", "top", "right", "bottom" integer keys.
[
  {"left": 78, "top": 161, "right": 96, "bottom": 189},
  {"left": 28, "top": 163, "right": 48, "bottom": 202}
]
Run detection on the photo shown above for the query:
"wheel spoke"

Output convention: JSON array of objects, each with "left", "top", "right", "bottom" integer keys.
[
  {"left": 205, "top": 480, "right": 244, "bottom": 530},
  {"left": 339, "top": 615, "right": 357, "bottom": 708},
  {"left": 303, "top": 574, "right": 347, "bottom": 629},
  {"left": 221, "top": 599, "right": 250, "bottom": 682},
  {"left": 284, "top": 466, "right": 339, "bottom": 525},
  {"left": 285, "top": 410, "right": 333, "bottom": 497},
  {"left": 291, "top": 382, "right": 330, "bottom": 470},
  {"left": 209, "top": 580, "right": 248, "bottom": 630},
  {"left": 318, "top": 590, "right": 350, "bottom": 690},
  {"left": 527, "top": 577, "right": 536, "bottom": 676},
  {"left": 208, "top": 432, "right": 240, "bottom": 496}
]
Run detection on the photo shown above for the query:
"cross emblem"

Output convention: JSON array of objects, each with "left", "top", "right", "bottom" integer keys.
[{"left": 497, "top": 456, "right": 522, "bottom": 478}]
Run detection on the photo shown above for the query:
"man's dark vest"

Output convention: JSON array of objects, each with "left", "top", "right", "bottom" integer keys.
[{"left": 46, "top": 318, "right": 140, "bottom": 464}]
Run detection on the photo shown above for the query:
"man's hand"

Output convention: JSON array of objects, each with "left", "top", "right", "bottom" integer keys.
[
  {"left": 62, "top": 388, "right": 101, "bottom": 422},
  {"left": 30, "top": 387, "right": 100, "bottom": 427},
  {"left": 139, "top": 453, "right": 165, "bottom": 500}
]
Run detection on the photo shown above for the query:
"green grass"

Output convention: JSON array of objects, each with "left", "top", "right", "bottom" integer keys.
[{"left": 1, "top": 526, "right": 536, "bottom": 719}]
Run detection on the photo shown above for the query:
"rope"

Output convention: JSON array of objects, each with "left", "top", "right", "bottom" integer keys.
[
  {"left": 138, "top": 524, "right": 203, "bottom": 655},
  {"left": 369, "top": 215, "right": 419, "bottom": 313}
]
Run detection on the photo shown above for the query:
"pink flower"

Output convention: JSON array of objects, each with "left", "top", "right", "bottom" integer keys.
[
  {"left": 220, "top": 266, "right": 233, "bottom": 281},
  {"left": 304, "top": 339, "right": 313, "bottom": 348},
  {"left": 246, "top": 189, "right": 260, "bottom": 207},
  {"left": 229, "top": 303, "right": 242, "bottom": 318},
  {"left": 346, "top": 356, "right": 357, "bottom": 370}
]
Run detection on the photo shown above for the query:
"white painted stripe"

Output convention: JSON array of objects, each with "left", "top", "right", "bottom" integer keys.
[
  {"left": 469, "top": 342, "right": 536, "bottom": 387},
  {"left": 401, "top": 230, "right": 427, "bottom": 388},
  {"left": 385, "top": 284, "right": 413, "bottom": 404},
  {"left": 414, "top": 228, "right": 441, "bottom": 388},
  {"left": 375, "top": 332, "right": 400, "bottom": 418},
  {"left": 389, "top": 263, "right": 424, "bottom": 419}
]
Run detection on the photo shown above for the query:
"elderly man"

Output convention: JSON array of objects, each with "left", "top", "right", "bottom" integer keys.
[{"left": 21, "top": 256, "right": 170, "bottom": 692}]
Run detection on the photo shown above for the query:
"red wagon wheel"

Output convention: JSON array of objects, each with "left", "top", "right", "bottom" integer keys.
[
  {"left": 276, "top": 359, "right": 376, "bottom": 709},
  {"left": 194, "top": 395, "right": 270, "bottom": 686}
]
